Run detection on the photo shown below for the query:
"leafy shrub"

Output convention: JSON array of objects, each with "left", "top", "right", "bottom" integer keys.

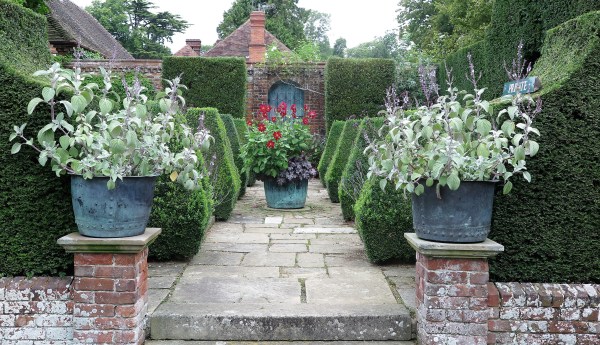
[
  {"left": 0, "top": 1, "right": 75, "bottom": 276},
  {"left": 220, "top": 114, "right": 247, "bottom": 197},
  {"left": 149, "top": 152, "right": 212, "bottom": 261},
  {"left": 324, "top": 57, "right": 395, "bottom": 130},
  {"left": 306, "top": 133, "right": 326, "bottom": 172},
  {"left": 84, "top": 71, "right": 156, "bottom": 102},
  {"left": 354, "top": 178, "right": 414, "bottom": 264},
  {"left": 163, "top": 57, "right": 247, "bottom": 118},
  {"left": 488, "top": 12, "right": 600, "bottom": 283},
  {"left": 316, "top": 120, "right": 344, "bottom": 185},
  {"left": 233, "top": 118, "right": 256, "bottom": 187},
  {"left": 324, "top": 119, "right": 361, "bottom": 203},
  {"left": 187, "top": 108, "right": 241, "bottom": 221},
  {"left": 339, "top": 117, "right": 384, "bottom": 220}
]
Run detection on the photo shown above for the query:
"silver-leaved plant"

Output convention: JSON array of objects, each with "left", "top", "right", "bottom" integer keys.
[
  {"left": 365, "top": 56, "right": 542, "bottom": 196},
  {"left": 10, "top": 62, "right": 212, "bottom": 190}
]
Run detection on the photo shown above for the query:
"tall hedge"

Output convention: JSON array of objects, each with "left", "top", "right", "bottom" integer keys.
[
  {"left": 148, "top": 152, "right": 212, "bottom": 261},
  {"left": 324, "top": 119, "right": 361, "bottom": 203},
  {"left": 0, "top": 2, "right": 76, "bottom": 276},
  {"left": 163, "top": 57, "right": 247, "bottom": 118},
  {"left": 488, "top": 12, "right": 600, "bottom": 283},
  {"left": 220, "top": 114, "right": 247, "bottom": 197},
  {"left": 187, "top": 108, "right": 240, "bottom": 221},
  {"left": 354, "top": 179, "right": 414, "bottom": 264},
  {"left": 324, "top": 57, "right": 395, "bottom": 131},
  {"left": 339, "top": 117, "right": 384, "bottom": 220},
  {"left": 233, "top": 118, "right": 256, "bottom": 187},
  {"left": 439, "top": 0, "right": 600, "bottom": 98},
  {"left": 317, "top": 120, "right": 345, "bottom": 186}
]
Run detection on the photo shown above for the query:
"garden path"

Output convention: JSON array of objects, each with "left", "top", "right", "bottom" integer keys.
[{"left": 146, "top": 179, "right": 416, "bottom": 343}]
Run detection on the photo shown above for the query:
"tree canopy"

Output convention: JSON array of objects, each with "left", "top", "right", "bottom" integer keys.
[
  {"left": 87, "top": 0, "right": 189, "bottom": 59},
  {"left": 6, "top": 0, "right": 48, "bottom": 13},
  {"left": 217, "top": 0, "right": 309, "bottom": 51},
  {"left": 397, "top": 0, "right": 493, "bottom": 59}
]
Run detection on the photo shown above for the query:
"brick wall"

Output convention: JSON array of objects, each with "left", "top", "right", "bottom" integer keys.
[
  {"left": 0, "top": 277, "right": 74, "bottom": 344},
  {"left": 488, "top": 282, "right": 600, "bottom": 344},
  {"left": 247, "top": 63, "right": 326, "bottom": 136},
  {"left": 68, "top": 60, "right": 163, "bottom": 90}
]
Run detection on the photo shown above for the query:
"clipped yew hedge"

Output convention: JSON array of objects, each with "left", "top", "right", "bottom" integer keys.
[
  {"left": 187, "top": 108, "right": 240, "bottom": 221},
  {"left": 354, "top": 179, "right": 414, "bottom": 264},
  {"left": 324, "top": 57, "right": 395, "bottom": 130},
  {"left": 148, "top": 151, "right": 212, "bottom": 261},
  {"left": 220, "top": 114, "right": 247, "bottom": 197},
  {"left": 339, "top": 117, "right": 384, "bottom": 220},
  {"left": 488, "top": 12, "right": 600, "bottom": 283},
  {"left": 439, "top": 0, "right": 600, "bottom": 98},
  {"left": 0, "top": 2, "right": 76, "bottom": 276},
  {"left": 317, "top": 120, "right": 344, "bottom": 186},
  {"left": 163, "top": 57, "right": 247, "bottom": 118},
  {"left": 233, "top": 118, "right": 256, "bottom": 187},
  {"left": 324, "top": 119, "right": 361, "bottom": 203}
]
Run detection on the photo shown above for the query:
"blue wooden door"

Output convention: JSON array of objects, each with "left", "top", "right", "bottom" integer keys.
[{"left": 268, "top": 82, "right": 304, "bottom": 119}]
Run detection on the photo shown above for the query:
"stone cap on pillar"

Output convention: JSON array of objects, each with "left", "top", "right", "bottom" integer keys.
[
  {"left": 404, "top": 233, "right": 503, "bottom": 259},
  {"left": 57, "top": 228, "right": 161, "bottom": 253}
]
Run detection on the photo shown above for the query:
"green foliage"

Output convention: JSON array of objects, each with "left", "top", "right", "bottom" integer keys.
[
  {"left": 233, "top": 118, "right": 256, "bottom": 187},
  {"left": 339, "top": 117, "right": 384, "bottom": 220},
  {"left": 6, "top": 0, "right": 48, "bottom": 14},
  {"left": 347, "top": 32, "right": 402, "bottom": 59},
  {"left": 437, "top": 40, "right": 488, "bottom": 94},
  {"left": 324, "top": 119, "right": 361, "bottom": 203},
  {"left": 84, "top": 71, "right": 156, "bottom": 102},
  {"left": 317, "top": 120, "right": 344, "bottom": 185},
  {"left": 488, "top": 11, "right": 600, "bottom": 283},
  {"left": 217, "top": 0, "right": 308, "bottom": 50},
  {"left": 163, "top": 57, "right": 247, "bottom": 118},
  {"left": 240, "top": 110, "right": 313, "bottom": 180},
  {"left": 0, "top": 1, "right": 51, "bottom": 75},
  {"left": 87, "top": 0, "right": 189, "bottom": 58},
  {"left": 324, "top": 57, "right": 395, "bottom": 130},
  {"left": 149, "top": 152, "right": 212, "bottom": 261},
  {"left": 0, "top": 2, "right": 75, "bottom": 276},
  {"left": 354, "top": 178, "right": 414, "bottom": 264},
  {"left": 439, "top": 0, "right": 600, "bottom": 98},
  {"left": 187, "top": 108, "right": 240, "bottom": 221},
  {"left": 397, "top": 0, "right": 493, "bottom": 59},
  {"left": 220, "top": 114, "right": 247, "bottom": 197},
  {"left": 332, "top": 38, "right": 347, "bottom": 57}
]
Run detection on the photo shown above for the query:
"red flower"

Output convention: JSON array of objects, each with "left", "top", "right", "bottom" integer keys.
[
  {"left": 259, "top": 104, "right": 270, "bottom": 117},
  {"left": 246, "top": 120, "right": 252, "bottom": 126},
  {"left": 266, "top": 140, "right": 275, "bottom": 149},
  {"left": 304, "top": 104, "right": 309, "bottom": 112},
  {"left": 277, "top": 101, "right": 287, "bottom": 117},
  {"left": 302, "top": 117, "right": 309, "bottom": 125},
  {"left": 258, "top": 123, "right": 266, "bottom": 132},
  {"left": 273, "top": 131, "right": 282, "bottom": 140},
  {"left": 271, "top": 117, "right": 277, "bottom": 123},
  {"left": 307, "top": 110, "right": 317, "bottom": 119},
  {"left": 291, "top": 104, "right": 297, "bottom": 115}
]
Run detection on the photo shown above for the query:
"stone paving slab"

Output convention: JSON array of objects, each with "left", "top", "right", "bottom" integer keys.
[
  {"left": 170, "top": 277, "right": 301, "bottom": 304},
  {"left": 149, "top": 180, "right": 416, "bottom": 342},
  {"left": 151, "top": 303, "right": 412, "bottom": 341},
  {"left": 148, "top": 341, "right": 416, "bottom": 344}
]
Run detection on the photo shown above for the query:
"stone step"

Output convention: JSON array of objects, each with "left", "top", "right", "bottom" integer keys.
[{"left": 149, "top": 303, "right": 413, "bottom": 341}]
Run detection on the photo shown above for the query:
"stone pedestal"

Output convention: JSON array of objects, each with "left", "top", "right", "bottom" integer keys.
[
  {"left": 405, "top": 233, "right": 503, "bottom": 345},
  {"left": 58, "top": 228, "right": 161, "bottom": 345}
]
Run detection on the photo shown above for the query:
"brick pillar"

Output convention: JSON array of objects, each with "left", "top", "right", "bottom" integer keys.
[
  {"left": 249, "top": 11, "right": 266, "bottom": 63},
  {"left": 405, "top": 233, "right": 503, "bottom": 345},
  {"left": 58, "top": 228, "right": 161, "bottom": 345}
]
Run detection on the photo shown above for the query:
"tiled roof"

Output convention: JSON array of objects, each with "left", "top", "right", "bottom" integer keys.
[
  {"left": 205, "top": 19, "right": 292, "bottom": 59},
  {"left": 46, "top": 0, "right": 134, "bottom": 60},
  {"left": 174, "top": 45, "right": 200, "bottom": 57}
]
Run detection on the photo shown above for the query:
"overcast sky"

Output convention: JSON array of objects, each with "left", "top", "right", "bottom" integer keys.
[{"left": 70, "top": 0, "right": 399, "bottom": 52}]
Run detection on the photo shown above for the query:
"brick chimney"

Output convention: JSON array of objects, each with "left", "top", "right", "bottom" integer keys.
[
  {"left": 186, "top": 39, "right": 202, "bottom": 55},
  {"left": 249, "top": 11, "right": 266, "bottom": 63}
]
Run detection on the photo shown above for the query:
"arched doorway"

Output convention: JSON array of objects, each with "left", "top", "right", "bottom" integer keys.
[{"left": 267, "top": 81, "right": 304, "bottom": 119}]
